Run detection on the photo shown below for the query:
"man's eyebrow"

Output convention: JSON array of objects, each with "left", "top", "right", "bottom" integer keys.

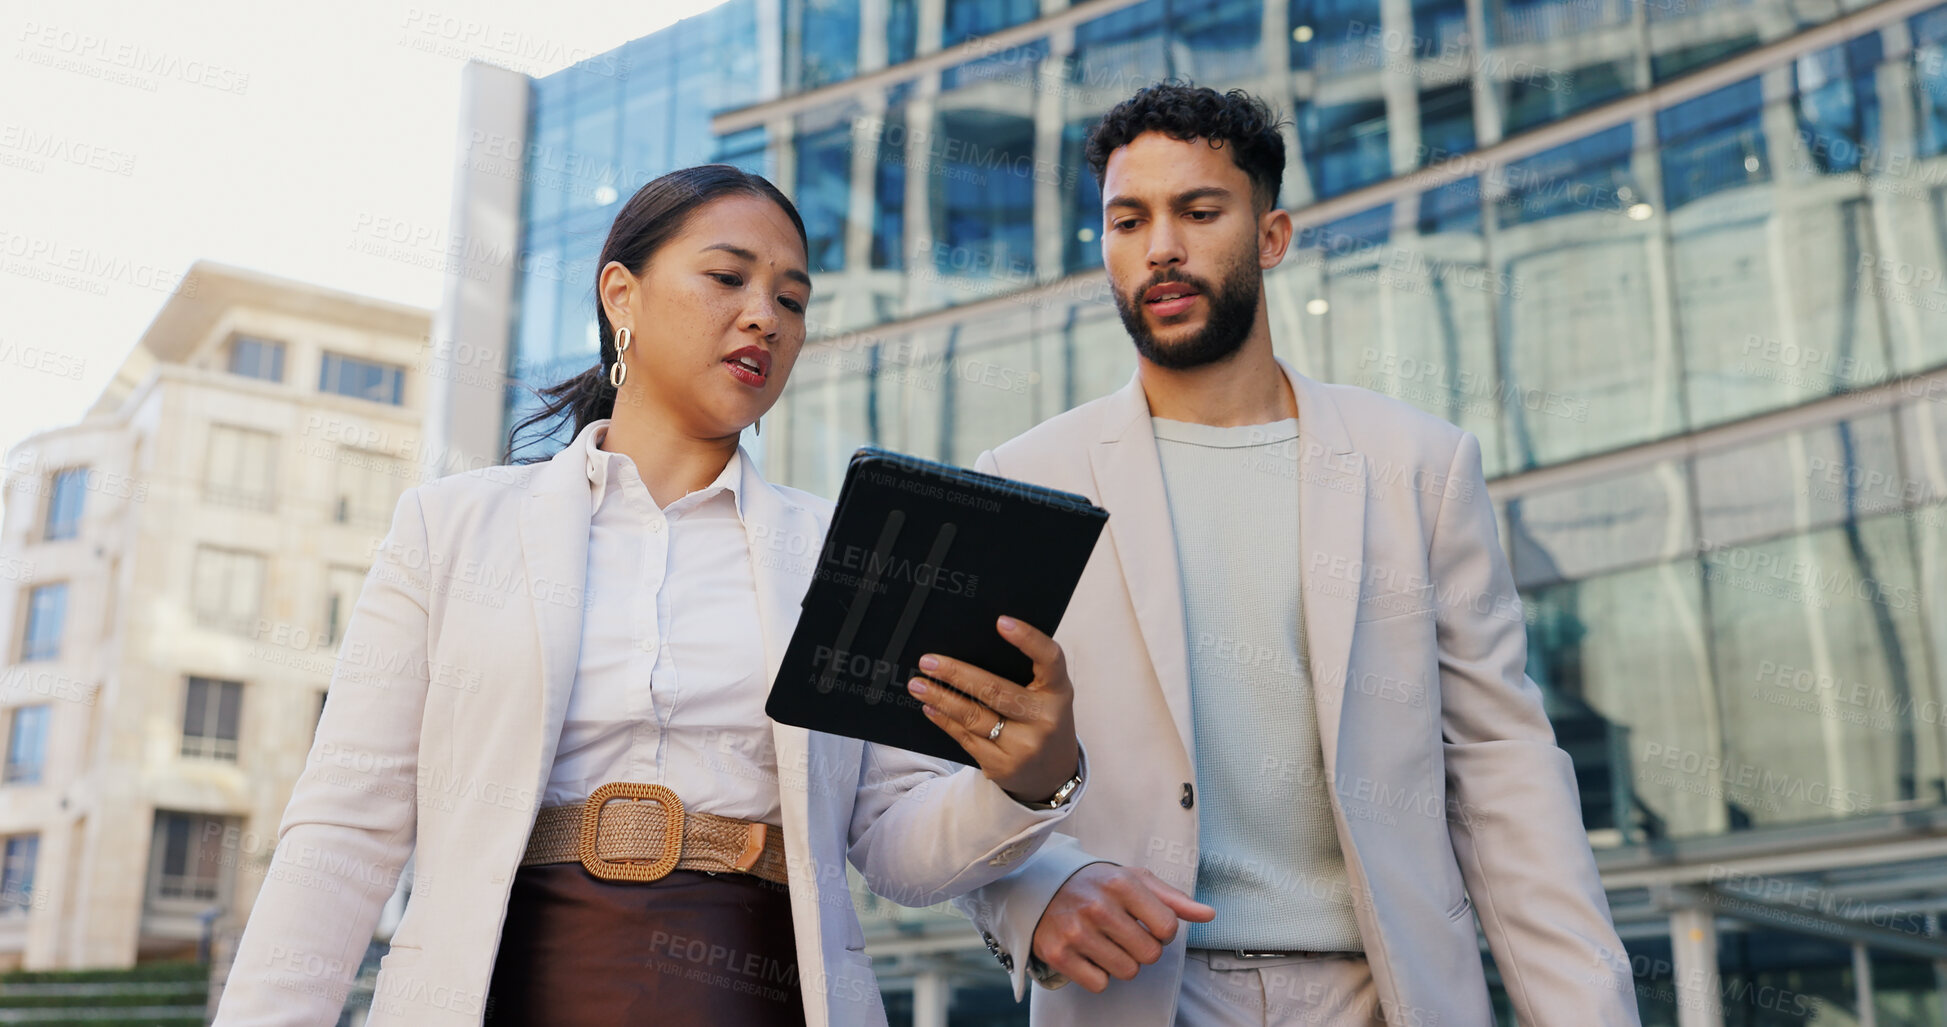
[
  {"left": 701, "top": 242, "right": 811, "bottom": 288},
  {"left": 1103, "top": 186, "right": 1236, "bottom": 213},
  {"left": 1169, "top": 186, "right": 1234, "bottom": 206}
]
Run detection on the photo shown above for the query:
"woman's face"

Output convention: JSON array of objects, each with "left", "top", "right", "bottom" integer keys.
[{"left": 600, "top": 192, "right": 811, "bottom": 441}]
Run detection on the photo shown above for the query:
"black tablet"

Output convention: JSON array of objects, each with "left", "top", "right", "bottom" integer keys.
[{"left": 765, "top": 447, "right": 1109, "bottom": 764}]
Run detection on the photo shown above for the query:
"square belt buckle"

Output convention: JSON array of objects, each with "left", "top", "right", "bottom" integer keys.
[{"left": 579, "top": 782, "right": 685, "bottom": 882}]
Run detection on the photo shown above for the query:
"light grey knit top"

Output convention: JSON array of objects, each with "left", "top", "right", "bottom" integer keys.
[{"left": 1151, "top": 416, "right": 1363, "bottom": 953}]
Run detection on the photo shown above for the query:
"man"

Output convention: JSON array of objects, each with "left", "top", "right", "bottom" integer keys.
[{"left": 953, "top": 83, "right": 1640, "bottom": 1026}]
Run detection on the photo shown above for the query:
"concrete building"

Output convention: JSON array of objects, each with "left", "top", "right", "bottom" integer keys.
[{"left": 0, "top": 262, "right": 431, "bottom": 973}]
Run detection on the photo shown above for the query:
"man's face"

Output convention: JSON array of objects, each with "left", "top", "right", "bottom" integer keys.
[{"left": 1100, "top": 131, "right": 1266, "bottom": 370}]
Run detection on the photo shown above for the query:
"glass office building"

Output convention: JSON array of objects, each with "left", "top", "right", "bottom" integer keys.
[{"left": 450, "top": 0, "right": 1947, "bottom": 1021}]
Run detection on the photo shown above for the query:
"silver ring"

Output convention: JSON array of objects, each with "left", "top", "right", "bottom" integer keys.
[{"left": 987, "top": 717, "right": 1006, "bottom": 742}]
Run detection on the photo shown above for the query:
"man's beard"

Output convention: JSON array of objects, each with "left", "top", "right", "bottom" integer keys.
[{"left": 1113, "top": 256, "right": 1261, "bottom": 371}]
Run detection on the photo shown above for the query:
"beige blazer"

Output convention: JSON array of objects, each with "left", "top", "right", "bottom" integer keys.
[
  {"left": 214, "top": 437, "right": 1079, "bottom": 1027},
  {"left": 958, "top": 359, "right": 1639, "bottom": 1026}
]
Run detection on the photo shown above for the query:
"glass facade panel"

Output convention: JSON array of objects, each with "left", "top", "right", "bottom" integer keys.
[
  {"left": 791, "top": 0, "right": 860, "bottom": 90},
  {"left": 796, "top": 103, "right": 858, "bottom": 275}
]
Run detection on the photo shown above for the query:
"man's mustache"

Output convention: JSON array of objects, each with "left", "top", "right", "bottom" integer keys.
[{"left": 1128, "top": 270, "right": 1214, "bottom": 305}]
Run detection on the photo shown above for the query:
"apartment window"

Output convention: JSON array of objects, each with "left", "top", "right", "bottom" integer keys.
[
  {"left": 147, "top": 811, "right": 231, "bottom": 905},
  {"left": 3, "top": 707, "right": 47, "bottom": 784},
  {"left": 323, "top": 565, "right": 366, "bottom": 647},
  {"left": 227, "top": 336, "right": 286, "bottom": 383},
  {"left": 0, "top": 836, "right": 36, "bottom": 915},
  {"left": 181, "top": 677, "right": 241, "bottom": 762},
  {"left": 43, "top": 468, "right": 86, "bottom": 540},
  {"left": 333, "top": 450, "right": 404, "bottom": 526},
  {"left": 204, "top": 425, "right": 277, "bottom": 510},
  {"left": 20, "top": 584, "right": 66, "bottom": 662},
  {"left": 319, "top": 352, "right": 404, "bottom": 405},
  {"left": 191, "top": 547, "right": 265, "bottom": 634}
]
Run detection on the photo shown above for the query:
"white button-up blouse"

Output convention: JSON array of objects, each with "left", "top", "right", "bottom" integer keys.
[{"left": 543, "top": 418, "right": 782, "bottom": 825}]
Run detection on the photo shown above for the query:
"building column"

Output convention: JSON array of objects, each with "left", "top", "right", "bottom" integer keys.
[
  {"left": 1031, "top": 26, "right": 1071, "bottom": 285},
  {"left": 1670, "top": 907, "right": 1724, "bottom": 1027},
  {"left": 426, "top": 61, "right": 530, "bottom": 479},
  {"left": 912, "top": 970, "right": 949, "bottom": 1027},
  {"left": 1853, "top": 943, "right": 1878, "bottom": 1027}
]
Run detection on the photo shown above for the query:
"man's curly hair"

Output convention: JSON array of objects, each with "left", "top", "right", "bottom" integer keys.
[{"left": 1083, "top": 82, "right": 1289, "bottom": 211}]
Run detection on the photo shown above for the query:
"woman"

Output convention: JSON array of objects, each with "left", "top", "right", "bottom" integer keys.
[{"left": 216, "top": 166, "right": 1086, "bottom": 1027}]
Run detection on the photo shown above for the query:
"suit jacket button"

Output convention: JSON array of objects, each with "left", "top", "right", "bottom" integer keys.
[{"left": 1181, "top": 783, "right": 1195, "bottom": 809}]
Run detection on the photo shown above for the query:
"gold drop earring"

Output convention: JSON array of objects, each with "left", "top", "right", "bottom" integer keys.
[{"left": 609, "top": 326, "right": 632, "bottom": 388}]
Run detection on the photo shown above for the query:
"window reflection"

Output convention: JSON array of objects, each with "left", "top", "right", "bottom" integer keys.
[
  {"left": 1917, "top": 8, "right": 1947, "bottom": 155},
  {"left": 1500, "top": 59, "right": 1633, "bottom": 136},
  {"left": 1294, "top": 0, "right": 1382, "bottom": 74},
  {"left": 1176, "top": 0, "right": 1263, "bottom": 82},
  {"left": 943, "top": 0, "right": 1039, "bottom": 48},
  {"left": 1299, "top": 98, "right": 1391, "bottom": 199},
  {"left": 795, "top": 105, "right": 857, "bottom": 274},
  {"left": 1795, "top": 36, "right": 1884, "bottom": 175}
]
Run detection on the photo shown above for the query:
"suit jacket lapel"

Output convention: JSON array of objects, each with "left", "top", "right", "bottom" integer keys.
[
  {"left": 739, "top": 454, "right": 834, "bottom": 991},
  {"left": 741, "top": 460, "right": 817, "bottom": 814},
  {"left": 1088, "top": 374, "right": 1197, "bottom": 765},
  {"left": 1088, "top": 363, "right": 1369, "bottom": 775},
  {"left": 516, "top": 440, "right": 596, "bottom": 788},
  {"left": 1282, "top": 360, "right": 1367, "bottom": 776}
]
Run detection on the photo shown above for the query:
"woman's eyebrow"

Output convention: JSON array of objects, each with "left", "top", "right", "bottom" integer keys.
[{"left": 701, "top": 242, "right": 811, "bottom": 288}]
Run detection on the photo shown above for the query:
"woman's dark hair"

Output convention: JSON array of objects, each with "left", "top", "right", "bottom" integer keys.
[
  {"left": 505, "top": 164, "right": 809, "bottom": 462},
  {"left": 1083, "top": 82, "right": 1289, "bottom": 212}
]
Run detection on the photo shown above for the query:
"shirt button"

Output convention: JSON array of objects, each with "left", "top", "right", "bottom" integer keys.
[
  {"left": 650, "top": 520, "right": 665, "bottom": 533},
  {"left": 1181, "top": 783, "right": 1195, "bottom": 809}
]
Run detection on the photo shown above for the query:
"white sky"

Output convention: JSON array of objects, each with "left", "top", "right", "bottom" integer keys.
[{"left": 0, "top": 0, "right": 729, "bottom": 460}]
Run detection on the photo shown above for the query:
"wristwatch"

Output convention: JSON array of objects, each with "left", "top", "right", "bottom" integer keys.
[{"left": 1017, "top": 765, "right": 1085, "bottom": 811}]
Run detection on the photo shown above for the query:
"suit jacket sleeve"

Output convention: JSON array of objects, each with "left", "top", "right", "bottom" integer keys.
[
  {"left": 943, "top": 448, "right": 1116, "bottom": 1000},
  {"left": 1433, "top": 432, "right": 1640, "bottom": 1025},
  {"left": 846, "top": 744, "right": 1091, "bottom": 911},
  {"left": 215, "top": 487, "right": 432, "bottom": 1026}
]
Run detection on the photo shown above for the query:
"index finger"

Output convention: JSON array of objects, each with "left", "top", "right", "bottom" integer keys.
[
  {"left": 998, "top": 615, "right": 1068, "bottom": 690},
  {"left": 1106, "top": 872, "right": 1189, "bottom": 944},
  {"left": 918, "top": 653, "right": 1042, "bottom": 722}
]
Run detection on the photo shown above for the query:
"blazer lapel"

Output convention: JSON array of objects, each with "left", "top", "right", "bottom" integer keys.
[
  {"left": 1282, "top": 360, "right": 1367, "bottom": 775},
  {"left": 516, "top": 440, "right": 595, "bottom": 787},
  {"left": 1088, "top": 374, "right": 1197, "bottom": 765},
  {"left": 743, "top": 466, "right": 816, "bottom": 807},
  {"left": 740, "top": 455, "right": 833, "bottom": 979}
]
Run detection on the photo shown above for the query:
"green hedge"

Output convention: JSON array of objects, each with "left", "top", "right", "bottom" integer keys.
[
  {"left": 0, "top": 992, "right": 206, "bottom": 1010},
  {"left": 0, "top": 963, "right": 205, "bottom": 985},
  {"left": 0, "top": 1018, "right": 204, "bottom": 1027}
]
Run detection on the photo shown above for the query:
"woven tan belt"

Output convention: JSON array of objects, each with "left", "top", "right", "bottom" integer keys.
[{"left": 520, "top": 782, "right": 788, "bottom": 886}]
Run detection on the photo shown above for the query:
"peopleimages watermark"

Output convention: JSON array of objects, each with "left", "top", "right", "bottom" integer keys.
[
  {"left": 14, "top": 22, "right": 250, "bottom": 94},
  {"left": 0, "top": 230, "right": 193, "bottom": 298},
  {"left": 397, "top": 7, "right": 628, "bottom": 79},
  {"left": 1638, "top": 741, "right": 1872, "bottom": 814},
  {"left": 1697, "top": 535, "right": 1918, "bottom": 612},
  {"left": 0, "top": 123, "right": 135, "bottom": 176}
]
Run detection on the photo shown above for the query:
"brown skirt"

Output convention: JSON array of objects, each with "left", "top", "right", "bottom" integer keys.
[{"left": 484, "top": 864, "right": 807, "bottom": 1026}]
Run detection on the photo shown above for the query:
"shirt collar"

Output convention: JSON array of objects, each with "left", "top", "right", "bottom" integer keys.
[{"left": 579, "top": 418, "right": 749, "bottom": 521}]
